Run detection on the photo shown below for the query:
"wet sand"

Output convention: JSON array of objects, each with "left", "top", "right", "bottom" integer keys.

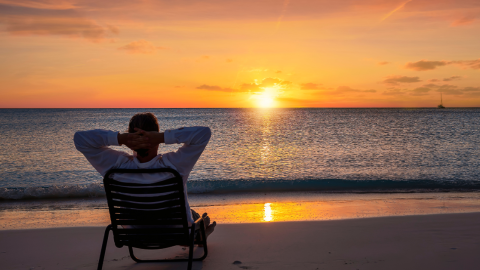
[
  {"left": 2, "top": 192, "right": 480, "bottom": 229},
  {"left": 1, "top": 212, "right": 480, "bottom": 270}
]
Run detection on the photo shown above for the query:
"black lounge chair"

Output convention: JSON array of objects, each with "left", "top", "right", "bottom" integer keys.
[{"left": 97, "top": 168, "right": 208, "bottom": 270}]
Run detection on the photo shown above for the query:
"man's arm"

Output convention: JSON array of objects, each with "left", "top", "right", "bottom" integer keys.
[
  {"left": 161, "top": 126, "right": 211, "bottom": 178},
  {"left": 74, "top": 129, "right": 126, "bottom": 176}
]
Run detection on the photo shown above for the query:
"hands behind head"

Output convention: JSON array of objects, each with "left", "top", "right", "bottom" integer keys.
[{"left": 124, "top": 128, "right": 160, "bottom": 152}]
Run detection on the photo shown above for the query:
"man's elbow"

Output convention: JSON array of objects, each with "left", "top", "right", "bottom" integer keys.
[
  {"left": 202, "top": 127, "right": 212, "bottom": 142},
  {"left": 73, "top": 131, "right": 87, "bottom": 150}
]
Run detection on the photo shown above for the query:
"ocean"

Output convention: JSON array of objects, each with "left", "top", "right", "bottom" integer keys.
[{"left": 1, "top": 108, "right": 480, "bottom": 200}]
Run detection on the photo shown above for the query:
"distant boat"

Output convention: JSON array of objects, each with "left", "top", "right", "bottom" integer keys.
[{"left": 437, "top": 93, "right": 445, "bottom": 109}]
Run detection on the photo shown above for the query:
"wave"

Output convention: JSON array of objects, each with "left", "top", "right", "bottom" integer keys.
[
  {"left": 2, "top": 179, "right": 480, "bottom": 200},
  {"left": 0, "top": 183, "right": 105, "bottom": 200}
]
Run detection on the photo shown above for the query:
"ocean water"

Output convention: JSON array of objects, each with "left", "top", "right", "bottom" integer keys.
[{"left": 1, "top": 108, "right": 480, "bottom": 200}]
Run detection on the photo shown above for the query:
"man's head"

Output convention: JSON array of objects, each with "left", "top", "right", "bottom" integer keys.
[
  {"left": 128, "top": 112, "right": 159, "bottom": 157},
  {"left": 128, "top": 112, "right": 159, "bottom": 133}
]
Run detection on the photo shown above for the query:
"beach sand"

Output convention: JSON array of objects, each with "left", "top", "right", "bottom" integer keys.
[{"left": 1, "top": 212, "right": 479, "bottom": 270}]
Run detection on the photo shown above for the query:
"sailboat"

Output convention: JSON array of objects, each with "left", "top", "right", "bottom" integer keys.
[{"left": 437, "top": 93, "right": 445, "bottom": 109}]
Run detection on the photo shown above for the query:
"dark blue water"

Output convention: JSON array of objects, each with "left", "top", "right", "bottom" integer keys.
[{"left": 1, "top": 108, "right": 480, "bottom": 199}]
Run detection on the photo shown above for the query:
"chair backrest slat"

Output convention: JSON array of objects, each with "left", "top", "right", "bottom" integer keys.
[
  {"left": 110, "top": 191, "right": 181, "bottom": 203},
  {"left": 109, "top": 184, "right": 181, "bottom": 194},
  {"left": 112, "top": 199, "right": 182, "bottom": 210},
  {"left": 103, "top": 168, "right": 191, "bottom": 247},
  {"left": 108, "top": 177, "right": 178, "bottom": 187}
]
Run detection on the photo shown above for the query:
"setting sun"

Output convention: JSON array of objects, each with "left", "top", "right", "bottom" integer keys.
[{"left": 256, "top": 92, "right": 275, "bottom": 108}]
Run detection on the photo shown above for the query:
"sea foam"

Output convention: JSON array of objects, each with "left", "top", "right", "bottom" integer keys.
[{"left": 2, "top": 179, "right": 480, "bottom": 201}]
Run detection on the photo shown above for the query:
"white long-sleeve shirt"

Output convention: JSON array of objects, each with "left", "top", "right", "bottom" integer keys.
[{"left": 74, "top": 126, "right": 211, "bottom": 223}]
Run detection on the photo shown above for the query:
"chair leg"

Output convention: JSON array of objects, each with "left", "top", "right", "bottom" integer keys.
[
  {"left": 97, "top": 225, "right": 112, "bottom": 270},
  {"left": 127, "top": 223, "right": 208, "bottom": 266},
  {"left": 197, "top": 221, "right": 208, "bottom": 261},
  {"left": 128, "top": 246, "right": 141, "bottom": 262},
  {"left": 187, "top": 223, "right": 196, "bottom": 270}
]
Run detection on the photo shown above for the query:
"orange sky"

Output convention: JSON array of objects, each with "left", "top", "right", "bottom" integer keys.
[{"left": 1, "top": 0, "right": 480, "bottom": 108}]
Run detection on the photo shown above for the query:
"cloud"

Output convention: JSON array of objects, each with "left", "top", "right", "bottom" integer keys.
[
  {"left": 383, "top": 76, "right": 421, "bottom": 85},
  {"left": 261, "top": 78, "right": 282, "bottom": 87},
  {"left": 301, "top": 83, "right": 322, "bottom": 90},
  {"left": 462, "top": 87, "right": 480, "bottom": 92},
  {"left": 0, "top": 4, "right": 117, "bottom": 42},
  {"left": 435, "top": 85, "right": 463, "bottom": 95},
  {"left": 450, "top": 59, "right": 480, "bottom": 70},
  {"left": 226, "top": 59, "right": 233, "bottom": 63},
  {"left": 451, "top": 16, "right": 476, "bottom": 26},
  {"left": 443, "top": 76, "right": 462, "bottom": 82},
  {"left": 275, "top": 70, "right": 282, "bottom": 74},
  {"left": 240, "top": 83, "right": 260, "bottom": 91},
  {"left": 241, "top": 78, "right": 291, "bottom": 91},
  {"left": 118, "top": 40, "right": 165, "bottom": 54},
  {"left": 378, "top": 61, "right": 390, "bottom": 65},
  {"left": 0, "top": 1, "right": 77, "bottom": 10},
  {"left": 319, "top": 86, "right": 376, "bottom": 96},
  {"left": 382, "top": 89, "right": 407, "bottom": 96},
  {"left": 196, "top": 84, "right": 234, "bottom": 92},
  {"left": 335, "top": 86, "right": 376, "bottom": 93},
  {"left": 410, "top": 87, "right": 431, "bottom": 96},
  {"left": 428, "top": 79, "right": 440, "bottom": 82},
  {"left": 405, "top": 59, "right": 480, "bottom": 71},
  {"left": 405, "top": 60, "right": 448, "bottom": 71},
  {"left": 423, "top": 84, "right": 480, "bottom": 95}
]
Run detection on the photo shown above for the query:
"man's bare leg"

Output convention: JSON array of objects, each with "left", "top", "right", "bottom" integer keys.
[{"left": 201, "top": 212, "right": 216, "bottom": 237}]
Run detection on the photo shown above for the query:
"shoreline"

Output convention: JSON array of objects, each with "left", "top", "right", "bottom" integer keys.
[
  {"left": 1, "top": 212, "right": 480, "bottom": 270},
  {"left": 2, "top": 191, "right": 480, "bottom": 230}
]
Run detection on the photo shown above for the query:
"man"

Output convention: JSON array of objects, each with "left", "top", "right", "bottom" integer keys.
[{"left": 74, "top": 112, "right": 216, "bottom": 235}]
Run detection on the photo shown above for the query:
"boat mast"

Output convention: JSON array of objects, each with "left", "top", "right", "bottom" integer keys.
[{"left": 441, "top": 93, "right": 443, "bottom": 105}]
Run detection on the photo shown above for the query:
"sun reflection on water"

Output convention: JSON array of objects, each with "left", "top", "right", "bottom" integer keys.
[{"left": 264, "top": 203, "right": 273, "bottom": 222}]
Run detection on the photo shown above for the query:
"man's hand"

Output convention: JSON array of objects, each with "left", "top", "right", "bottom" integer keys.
[
  {"left": 133, "top": 128, "right": 165, "bottom": 146},
  {"left": 118, "top": 128, "right": 164, "bottom": 151}
]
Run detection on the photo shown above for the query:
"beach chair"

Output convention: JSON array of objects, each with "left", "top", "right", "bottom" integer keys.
[{"left": 97, "top": 168, "right": 208, "bottom": 270}]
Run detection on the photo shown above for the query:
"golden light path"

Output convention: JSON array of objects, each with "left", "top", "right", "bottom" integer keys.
[
  {"left": 264, "top": 203, "right": 273, "bottom": 222},
  {"left": 3, "top": 193, "right": 480, "bottom": 229}
]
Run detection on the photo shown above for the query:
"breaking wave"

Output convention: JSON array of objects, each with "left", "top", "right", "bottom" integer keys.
[{"left": 2, "top": 179, "right": 480, "bottom": 201}]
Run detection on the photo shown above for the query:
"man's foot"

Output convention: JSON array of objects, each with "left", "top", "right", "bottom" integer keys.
[
  {"left": 201, "top": 212, "right": 216, "bottom": 237},
  {"left": 206, "top": 221, "right": 216, "bottom": 237}
]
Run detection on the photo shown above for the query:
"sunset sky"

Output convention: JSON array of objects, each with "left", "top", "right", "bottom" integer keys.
[{"left": 1, "top": 0, "right": 480, "bottom": 108}]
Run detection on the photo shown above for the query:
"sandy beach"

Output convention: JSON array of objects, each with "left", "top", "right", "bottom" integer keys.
[{"left": 1, "top": 212, "right": 480, "bottom": 270}]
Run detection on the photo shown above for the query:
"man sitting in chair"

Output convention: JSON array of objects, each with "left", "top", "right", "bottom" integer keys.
[{"left": 74, "top": 112, "right": 216, "bottom": 237}]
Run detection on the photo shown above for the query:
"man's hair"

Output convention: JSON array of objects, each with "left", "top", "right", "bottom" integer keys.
[{"left": 128, "top": 112, "right": 159, "bottom": 133}]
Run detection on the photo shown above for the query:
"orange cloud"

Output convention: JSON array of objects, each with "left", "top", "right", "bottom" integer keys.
[
  {"left": 450, "top": 59, "right": 480, "bottom": 70},
  {"left": 405, "top": 59, "right": 480, "bottom": 71},
  {"left": 419, "top": 84, "right": 480, "bottom": 96},
  {"left": 378, "top": 61, "right": 390, "bottom": 65},
  {"left": 241, "top": 78, "right": 290, "bottom": 91},
  {"left": 443, "top": 76, "right": 462, "bottom": 81},
  {"left": 405, "top": 60, "right": 448, "bottom": 71},
  {"left": 196, "top": 84, "right": 235, "bottom": 92},
  {"left": 383, "top": 76, "right": 422, "bottom": 85},
  {"left": 118, "top": 40, "right": 165, "bottom": 54},
  {"left": 0, "top": 4, "right": 117, "bottom": 42},
  {"left": 319, "top": 86, "right": 376, "bottom": 96},
  {"left": 451, "top": 16, "right": 476, "bottom": 26},
  {"left": 335, "top": 86, "right": 376, "bottom": 93},
  {"left": 410, "top": 87, "right": 431, "bottom": 96}
]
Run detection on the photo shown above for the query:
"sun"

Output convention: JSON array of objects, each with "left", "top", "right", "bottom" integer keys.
[
  {"left": 257, "top": 92, "right": 274, "bottom": 108},
  {"left": 255, "top": 87, "right": 277, "bottom": 108}
]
